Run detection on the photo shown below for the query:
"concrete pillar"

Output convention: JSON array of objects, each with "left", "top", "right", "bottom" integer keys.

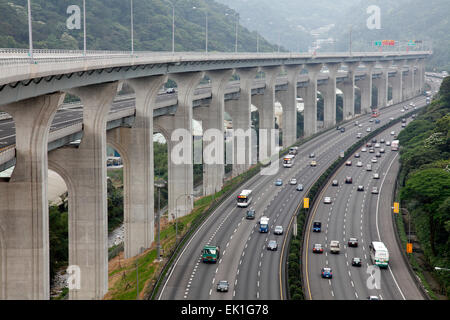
[
  {"left": 154, "top": 72, "right": 203, "bottom": 221},
  {"left": 303, "top": 64, "right": 322, "bottom": 137},
  {"left": 391, "top": 60, "right": 404, "bottom": 104},
  {"left": 257, "top": 66, "right": 282, "bottom": 162},
  {"left": 225, "top": 68, "right": 258, "bottom": 177},
  {"left": 107, "top": 75, "right": 167, "bottom": 259},
  {"left": 279, "top": 65, "right": 302, "bottom": 148},
  {"left": 47, "top": 82, "right": 118, "bottom": 300},
  {"left": 405, "top": 60, "right": 416, "bottom": 99},
  {"left": 0, "top": 93, "right": 64, "bottom": 300},
  {"left": 415, "top": 59, "right": 424, "bottom": 94},
  {"left": 374, "top": 61, "right": 392, "bottom": 108},
  {"left": 358, "top": 62, "right": 375, "bottom": 114},
  {"left": 339, "top": 62, "right": 359, "bottom": 120},
  {"left": 193, "top": 69, "right": 234, "bottom": 196},
  {"left": 321, "top": 63, "right": 340, "bottom": 128}
]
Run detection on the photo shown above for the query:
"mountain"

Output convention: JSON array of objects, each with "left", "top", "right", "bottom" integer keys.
[{"left": 0, "top": 0, "right": 277, "bottom": 52}]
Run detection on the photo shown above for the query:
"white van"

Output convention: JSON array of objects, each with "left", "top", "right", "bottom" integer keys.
[{"left": 330, "top": 240, "right": 340, "bottom": 254}]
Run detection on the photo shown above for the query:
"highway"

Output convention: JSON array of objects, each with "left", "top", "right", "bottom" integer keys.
[
  {"left": 158, "top": 93, "right": 428, "bottom": 300},
  {"left": 303, "top": 118, "right": 424, "bottom": 300}
]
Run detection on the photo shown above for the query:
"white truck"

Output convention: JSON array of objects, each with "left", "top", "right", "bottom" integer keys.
[{"left": 391, "top": 140, "right": 399, "bottom": 151}]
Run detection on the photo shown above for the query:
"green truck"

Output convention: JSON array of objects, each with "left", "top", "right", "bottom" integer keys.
[{"left": 202, "top": 245, "right": 220, "bottom": 263}]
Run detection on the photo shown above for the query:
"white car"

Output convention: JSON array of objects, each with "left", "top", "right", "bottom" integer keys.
[
  {"left": 380, "top": 148, "right": 385, "bottom": 153},
  {"left": 274, "top": 225, "right": 284, "bottom": 235},
  {"left": 400, "top": 109, "right": 405, "bottom": 112},
  {"left": 358, "top": 124, "right": 363, "bottom": 128},
  {"left": 373, "top": 173, "right": 380, "bottom": 179},
  {"left": 389, "top": 117, "right": 394, "bottom": 121},
  {"left": 374, "top": 143, "right": 381, "bottom": 148},
  {"left": 372, "top": 187, "right": 379, "bottom": 194},
  {"left": 390, "top": 131, "right": 395, "bottom": 135},
  {"left": 361, "top": 147, "right": 367, "bottom": 152},
  {"left": 324, "top": 197, "right": 332, "bottom": 204},
  {"left": 290, "top": 178, "right": 297, "bottom": 185},
  {"left": 366, "top": 127, "right": 371, "bottom": 132},
  {"left": 371, "top": 157, "right": 378, "bottom": 163},
  {"left": 357, "top": 161, "right": 363, "bottom": 167},
  {"left": 386, "top": 141, "right": 391, "bottom": 146}
]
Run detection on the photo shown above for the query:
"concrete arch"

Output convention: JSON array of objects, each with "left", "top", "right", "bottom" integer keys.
[{"left": 48, "top": 157, "right": 76, "bottom": 221}]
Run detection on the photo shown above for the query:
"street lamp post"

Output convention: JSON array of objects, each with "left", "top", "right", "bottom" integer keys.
[
  {"left": 165, "top": 0, "right": 175, "bottom": 53},
  {"left": 131, "top": 0, "right": 134, "bottom": 55},
  {"left": 83, "top": 0, "right": 86, "bottom": 56},
  {"left": 27, "top": 0, "right": 33, "bottom": 63},
  {"left": 193, "top": 7, "right": 208, "bottom": 53},
  {"left": 225, "top": 11, "right": 239, "bottom": 53},
  {"left": 155, "top": 178, "right": 167, "bottom": 262}
]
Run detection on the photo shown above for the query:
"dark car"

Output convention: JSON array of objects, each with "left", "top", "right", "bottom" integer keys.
[
  {"left": 321, "top": 267, "right": 332, "bottom": 279},
  {"left": 313, "top": 244, "right": 324, "bottom": 253},
  {"left": 332, "top": 180, "right": 339, "bottom": 186},
  {"left": 340, "top": 127, "right": 345, "bottom": 133},
  {"left": 345, "top": 176, "right": 353, "bottom": 184},
  {"left": 296, "top": 184, "right": 304, "bottom": 191},
  {"left": 216, "top": 280, "right": 229, "bottom": 292},
  {"left": 372, "top": 138, "right": 377, "bottom": 143},
  {"left": 246, "top": 209, "right": 256, "bottom": 220},
  {"left": 348, "top": 237, "right": 358, "bottom": 247},
  {"left": 267, "top": 240, "right": 278, "bottom": 251},
  {"left": 313, "top": 221, "right": 322, "bottom": 232},
  {"left": 376, "top": 152, "right": 382, "bottom": 158},
  {"left": 352, "top": 257, "right": 362, "bottom": 267}
]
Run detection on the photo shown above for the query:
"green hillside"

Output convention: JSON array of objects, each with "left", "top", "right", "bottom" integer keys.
[{"left": 0, "top": 0, "right": 277, "bottom": 52}]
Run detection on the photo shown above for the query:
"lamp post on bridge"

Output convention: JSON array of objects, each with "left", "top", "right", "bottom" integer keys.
[
  {"left": 164, "top": 0, "right": 176, "bottom": 53},
  {"left": 26, "top": 0, "right": 33, "bottom": 63},
  {"left": 225, "top": 11, "right": 239, "bottom": 53},
  {"left": 131, "top": 0, "right": 134, "bottom": 56},
  {"left": 193, "top": 6, "right": 208, "bottom": 53}
]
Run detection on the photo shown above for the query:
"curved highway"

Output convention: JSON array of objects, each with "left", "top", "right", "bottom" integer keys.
[{"left": 158, "top": 93, "right": 428, "bottom": 300}]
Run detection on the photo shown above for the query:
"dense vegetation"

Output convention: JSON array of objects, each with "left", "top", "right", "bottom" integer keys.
[
  {"left": 398, "top": 76, "right": 450, "bottom": 297},
  {"left": 0, "top": 0, "right": 277, "bottom": 52}
]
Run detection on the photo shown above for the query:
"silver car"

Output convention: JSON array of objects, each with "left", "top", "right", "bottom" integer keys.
[
  {"left": 274, "top": 226, "right": 284, "bottom": 235},
  {"left": 267, "top": 240, "right": 278, "bottom": 251}
]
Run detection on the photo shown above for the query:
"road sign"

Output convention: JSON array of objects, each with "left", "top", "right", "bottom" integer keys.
[
  {"left": 406, "top": 243, "right": 413, "bottom": 253},
  {"left": 408, "top": 40, "right": 417, "bottom": 46},
  {"left": 304, "top": 198, "right": 309, "bottom": 209},
  {"left": 393, "top": 202, "right": 399, "bottom": 214}
]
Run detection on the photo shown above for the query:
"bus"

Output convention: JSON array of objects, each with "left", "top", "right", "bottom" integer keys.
[
  {"left": 391, "top": 140, "right": 399, "bottom": 151},
  {"left": 369, "top": 241, "right": 389, "bottom": 268},
  {"left": 237, "top": 190, "right": 253, "bottom": 207},
  {"left": 202, "top": 245, "right": 220, "bottom": 263},
  {"left": 371, "top": 109, "right": 379, "bottom": 118},
  {"left": 283, "top": 154, "right": 295, "bottom": 168}
]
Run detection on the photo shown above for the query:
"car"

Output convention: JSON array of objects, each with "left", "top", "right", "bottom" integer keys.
[
  {"left": 371, "top": 157, "right": 378, "bottom": 163},
  {"left": 345, "top": 176, "right": 353, "bottom": 184},
  {"left": 296, "top": 184, "right": 304, "bottom": 191},
  {"left": 217, "top": 280, "right": 229, "bottom": 292},
  {"left": 357, "top": 185, "right": 364, "bottom": 191},
  {"left": 390, "top": 131, "right": 395, "bottom": 135},
  {"left": 246, "top": 209, "right": 256, "bottom": 220},
  {"left": 310, "top": 160, "right": 317, "bottom": 167},
  {"left": 358, "top": 123, "right": 363, "bottom": 127},
  {"left": 165, "top": 87, "right": 176, "bottom": 94},
  {"left": 373, "top": 173, "right": 380, "bottom": 179},
  {"left": 352, "top": 257, "right": 362, "bottom": 267},
  {"left": 372, "top": 138, "right": 377, "bottom": 143},
  {"left": 376, "top": 152, "right": 381, "bottom": 158},
  {"left": 356, "top": 161, "right": 363, "bottom": 167},
  {"left": 274, "top": 226, "right": 284, "bottom": 235},
  {"left": 339, "top": 151, "right": 345, "bottom": 158},
  {"left": 374, "top": 143, "right": 380, "bottom": 148},
  {"left": 275, "top": 179, "right": 283, "bottom": 186},
  {"left": 367, "top": 296, "right": 380, "bottom": 300},
  {"left": 379, "top": 148, "right": 385, "bottom": 153},
  {"left": 366, "top": 164, "right": 372, "bottom": 171},
  {"left": 380, "top": 139, "right": 385, "bottom": 144},
  {"left": 354, "top": 153, "right": 360, "bottom": 158},
  {"left": 412, "top": 114, "right": 417, "bottom": 118},
  {"left": 290, "top": 178, "right": 297, "bottom": 185},
  {"left": 324, "top": 196, "right": 332, "bottom": 204},
  {"left": 385, "top": 141, "right": 391, "bottom": 146},
  {"left": 346, "top": 160, "right": 352, "bottom": 166},
  {"left": 330, "top": 240, "right": 340, "bottom": 253},
  {"left": 354, "top": 121, "right": 359, "bottom": 126},
  {"left": 356, "top": 133, "right": 362, "bottom": 139},
  {"left": 366, "top": 127, "right": 371, "bottom": 132},
  {"left": 366, "top": 142, "right": 373, "bottom": 148},
  {"left": 401, "top": 118, "right": 407, "bottom": 123},
  {"left": 309, "top": 153, "right": 315, "bottom": 158},
  {"left": 393, "top": 135, "right": 398, "bottom": 139},
  {"left": 369, "top": 118, "right": 374, "bottom": 123},
  {"left": 336, "top": 126, "right": 341, "bottom": 130},
  {"left": 401, "top": 123, "right": 406, "bottom": 128},
  {"left": 361, "top": 147, "right": 367, "bottom": 152},
  {"left": 389, "top": 117, "right": 394, "bottom": 121},
  {"left": 321, "top": 267, "right": 332, "bottom": 279},
  {"left": 313, "top": 221, "right": 322, "bottom": 232},
  {"left": 369, "top": 148, "right": 375, "bottom": 153},
  {"left": 400, "top": 109, "right": 405, "bottom": 112},
  {"left": 313, "top": 243, "right": 324, "bottom": 253},
  {"left": 348, "top": 237, "right": 358, "bottom": 247},
  {"left": 267, "top": 240, "right": 278, "bottom": 251},
  {"left": 340, "top": 127, "right": 345, "bottom": 133},
  {"left": 372, "top": 187, "right": 379, "bottom": 194},
  {"left": 375, "top": 119, "right": 381, "bottom": 124},
  {"left": 332, "top": 180, "right": 339, "bottom": 186}
]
